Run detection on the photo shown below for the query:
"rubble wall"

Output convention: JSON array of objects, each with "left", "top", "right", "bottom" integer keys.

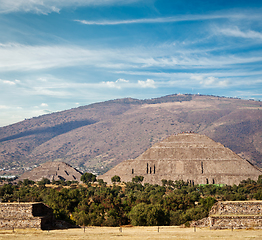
[
  {"left": 209, "top": 201, "right": 262, "bottom": 229},
  {"left": 210, "top": 216, "right": 262, "bottom": 229},
  {"left": 0, "top": 203, "right": 54, "bottom": 230},
  {"left": 0, "top": 218, "right": 42, "bottom": 229}
]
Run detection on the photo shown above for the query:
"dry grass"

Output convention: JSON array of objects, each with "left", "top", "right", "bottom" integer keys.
[{"left": 0, "top": 226, "right": 262, "bottom": 240}]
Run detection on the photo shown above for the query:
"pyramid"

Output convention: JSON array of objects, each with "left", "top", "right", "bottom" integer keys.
[
  {"left": 99, "top": 133, "right": 262, "bottom": 185},
  {"left": 19, "top": 161, "right": 83, "bottom": 182}
]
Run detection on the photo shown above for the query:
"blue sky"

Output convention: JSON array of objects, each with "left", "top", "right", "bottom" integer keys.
[{"left": 0, "top": 0, "right": 262, "bottom": 127}]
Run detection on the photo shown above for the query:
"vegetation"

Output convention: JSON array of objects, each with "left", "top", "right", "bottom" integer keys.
[
  {"left": 81, "top": 173, "right": 97, "bottom": 184},
  {"left": 111, "top": 175, "right": 121, "bottom": 183},
  {"left": 0, "top": 176, "right": 262, "bottom": 227}
]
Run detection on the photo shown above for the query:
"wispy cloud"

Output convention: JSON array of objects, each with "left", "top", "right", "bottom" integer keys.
[
  {"left": 0, "top": 0, "right": 140, "bottom": 14},
  {"left": 0, "top": 43, "right": 122, "bottom": 71},
  {"left": 216, "top": 26, "right": 262, "bottom": 40},
  {"left": 75, "top": 12, "right": 261, "bottom": 25},
  {"left": 1, "top": 42, "right": 262, "bottom": 74}
]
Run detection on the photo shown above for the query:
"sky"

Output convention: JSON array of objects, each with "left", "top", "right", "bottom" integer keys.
[{"left": 0, "top": 0, "right": 262, "bottom": 127}]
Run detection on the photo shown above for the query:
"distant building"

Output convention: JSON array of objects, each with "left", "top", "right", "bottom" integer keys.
[
  {"left": 19, "top": 161, "right": 83, "bottom": 182},
  {"left": 99, "top": 133, "right": 262, "bottom": 185}
]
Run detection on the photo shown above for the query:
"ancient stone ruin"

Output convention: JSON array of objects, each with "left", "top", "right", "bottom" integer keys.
[
  {"left": 192, "top": 201, "right": 262, "bottom": 229},
  {"left": 99, "top": 133, "right": 262, "bottom": 185},
  {"left": 0, "top": 202, "right": 54, "bottom": 230},
  {"left": 20, "top": 161, "right": 83, "bottom": 182}
]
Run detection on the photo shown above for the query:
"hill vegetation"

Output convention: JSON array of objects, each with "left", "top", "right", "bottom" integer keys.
[
  {"left": 1, "top": 176, "right": 262, "bottom": 227},
  {"left": 0, "top": 94, "right": 261, "bottom": 176}
]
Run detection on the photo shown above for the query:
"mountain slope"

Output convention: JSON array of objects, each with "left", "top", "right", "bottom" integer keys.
[{"left": 0, "top": 94, "right": 261, "bottom": 176}]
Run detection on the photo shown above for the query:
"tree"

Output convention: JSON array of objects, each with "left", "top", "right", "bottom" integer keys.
[
  {"left": 132, "top": 176, "right": 144, "bottom": 183},
  {"left": 81, "top": 173, "right": 97, "bottom": 184},
  {"left": 111, "top": 175, "right": 121, "bottom": 183},
  {"left": 23, "top": 179, "right": 35, "bottom": 186},
  {"left": 161, "top": 179, "right": 167, "bottom": 186},
  {"left": 37, "top": 178, "right": 50, "bottom": 186},
  {"left": 128, "top": 203, "right": 169, "bottom": 226},
  {"left": 97, "top": 179, "right": 106, "bottom": 186}
]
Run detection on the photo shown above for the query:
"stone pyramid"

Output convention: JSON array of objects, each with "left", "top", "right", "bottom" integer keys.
[
  {"left": 20, "top": 161, "right": 83, "bottom": 182},
  {"left": 99, "top": 133, "right": 262, "bottom": 185}
]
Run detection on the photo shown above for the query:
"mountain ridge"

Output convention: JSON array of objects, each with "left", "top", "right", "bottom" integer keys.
[{"left": 0, "top": 94, "right": 261, "bottom": 176}]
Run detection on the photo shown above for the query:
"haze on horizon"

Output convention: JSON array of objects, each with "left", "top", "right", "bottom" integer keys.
[{"left": 0, "top": 0, "right": 262, "bottom": 127}]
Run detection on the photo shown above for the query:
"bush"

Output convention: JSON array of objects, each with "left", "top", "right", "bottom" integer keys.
[
  {"left": 128, "top": 203, "right": 169, "bottom": 226},
  {"left": 111, "top": 175, "right": 121, "bottom": 183},
  {"left": 81, "top": 173, "right": 97, "bottom": 184}
]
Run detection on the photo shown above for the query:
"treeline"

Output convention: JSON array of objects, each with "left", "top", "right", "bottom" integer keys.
[{"left": 0, "top": 175, "right": 262, "bottom": 227}]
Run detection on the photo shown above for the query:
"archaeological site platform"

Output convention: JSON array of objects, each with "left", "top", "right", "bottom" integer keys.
[{"left": 0, "top": 202, "right": 54, "bottom": 230}]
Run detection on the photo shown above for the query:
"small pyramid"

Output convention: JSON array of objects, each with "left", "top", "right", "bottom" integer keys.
[
  {"left": 99, "top": 133, "right": 262, "bottom": 185},
  {"left": 19, "top": 161, "right": 83, "bottom": 182}
]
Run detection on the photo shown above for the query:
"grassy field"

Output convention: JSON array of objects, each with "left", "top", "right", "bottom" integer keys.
[{"left": 0, "top": 226, "right": 262, "bottom": 240}]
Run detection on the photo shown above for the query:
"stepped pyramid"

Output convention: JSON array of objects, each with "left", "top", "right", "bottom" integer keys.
[
  {"left": 20, "top": 161, "right": 83, "bottom": 182},
  {"left": 99, "top": 133, "right": 262, "bottom": 185}
]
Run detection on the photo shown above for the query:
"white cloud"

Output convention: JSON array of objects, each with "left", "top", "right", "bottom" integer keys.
[
  {"left": 100, "top": 78, "right": 129, "bottom": 89},
  {"left": 41, "top": 103, "right": 48, "bottom": 107},
  {"left": 0, "top": 79, "right": 20, "bottom": 85},
  {"left": 138, "top": 79, "right": 156, "bottom": 88},
  {"left": 101, "top": 81, "right": 121, "bottom": 89},
  {"left": 190, "top": 75, "right": 203, "bottom": 81},
  {"left": 0, "top": 105, "right": 8, "bottom": 109},
  {"left": 217, "top": 80, "right": 229, "bottom": 87},
  {"left": 116, "top": 78, "right": 129, "bottom": 83},
  {"left": 0, "top": 0, "right": 139, "bottom": 14},
  {"left": 216, "top": 26, "right": 262, "bottom": 40},
  {"left": 191, "top": 74, "right": 229, "bottom": 87},
  {"left": 203, "top": 76, "right": 216, "bottom": 85}
]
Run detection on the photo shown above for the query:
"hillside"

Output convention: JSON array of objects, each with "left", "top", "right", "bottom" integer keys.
[{"left": 0, "top": 94, "right": 261, "bottom": 176}]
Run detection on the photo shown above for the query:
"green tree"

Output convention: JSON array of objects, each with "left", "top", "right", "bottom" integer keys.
[
  {"left": 132, "top": 176, "right": 144, "bottom": 183},
  {"left": 37, "top": 178, "right": 50, "bottom": 186},
  {"left": 128, "top": 203, "right": 169, "bottom": 226},
  {"left": 23, "top": 179, "right": 35, "bottom": 186},
  {"left": 111, "top": 175, "right": 121, "bottom": 183},
  {"left": 81, "top": 173, "right": 97, "bottom": 184}
]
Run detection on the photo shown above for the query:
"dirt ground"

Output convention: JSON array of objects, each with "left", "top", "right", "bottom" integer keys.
[{"left": 0, "top": 226, "right": 262, "bottom": 240}]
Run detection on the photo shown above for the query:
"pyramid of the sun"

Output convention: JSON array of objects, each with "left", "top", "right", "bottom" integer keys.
[{"left": 99, "top": 133, "right": 262, "bottom": 185}]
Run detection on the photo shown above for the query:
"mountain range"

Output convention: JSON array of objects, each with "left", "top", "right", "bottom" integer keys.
[{"left": 0, "top": 94, "right": 261, "bottom": 176}]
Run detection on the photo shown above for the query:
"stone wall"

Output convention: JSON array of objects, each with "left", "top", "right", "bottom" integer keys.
[
  {"left": 210, "top": 201, "right": 262, "bottom": 216},
  {"left": 0, "top": 203, "right": 54, "bottom": 230},
  {"left": 209, "top": 201, "right": 262, "bottom": 229},
  {"left": 191, "top": 201, "right": 262, "bottom": 229},
  {"left": 210, "top": 216, "right": 262, "bottom": 229}
]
